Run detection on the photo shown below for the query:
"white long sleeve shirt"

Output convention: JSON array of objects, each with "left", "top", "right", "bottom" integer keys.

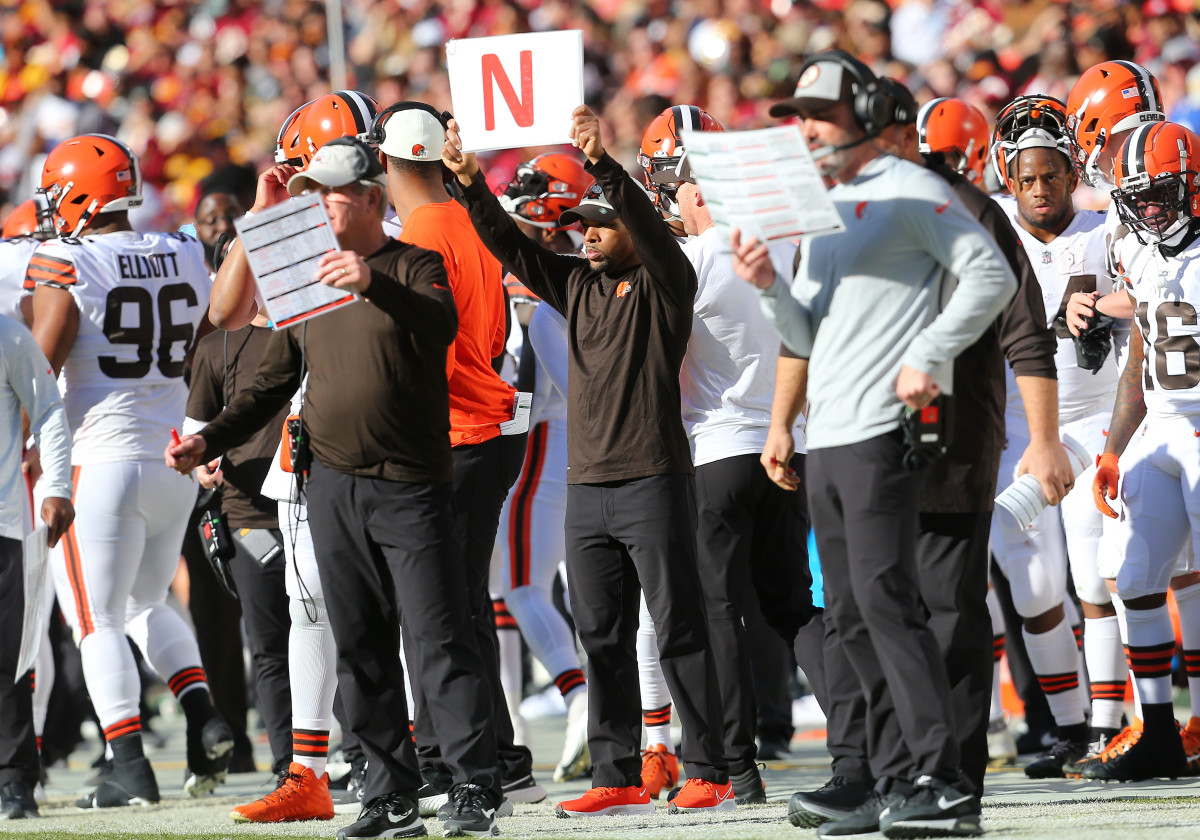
[
  {"left": 1, "top": 315, "right": 72, "bottom": 539},
  {"left": 759, "top": 154, "right": 1016, "bottom": 449},
  {"left": 681, "top": 227, "right": 805, "bottom": 465}
]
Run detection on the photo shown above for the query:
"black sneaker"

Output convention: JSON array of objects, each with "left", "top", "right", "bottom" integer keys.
[
  {"left": 500, "top": 773, "right": 546, "bottom": 804},
  {"left": 815, "top": 789, "right": 905, "bottom": 837},
  {"left": 878, "top": 776, "right": 982, "bottom": 838},
  {"left": 730, "top": 765, "right": 767, "bottom": 805},
  {"left": 1024, "top": 735, "right": 1091, "bottom": 779},
  {"left": 441, "top": 783, "right": 500, "bottom": 837},
  {"left": 185, "top": 715, "right": 235, "bottom": 797},
  {"left": 76, "top": 756, "right": 160, "bottom": 808},
  {"left": 334, "top": 760, "right": 369, "bottom": 813},
  {"left": 1080, "top": 727, "right": 1189, "bottom": 782},
  {"left": 787, "top": 776, "right": 873, "bottom": 828},
  {"left": 338, "top": 792, "right": 426, "bottom": 839},
  {"left": 1, "top": 781, "right": 40, "bottom": 819},
  {"left": 418, "top": 766, "right": 453, "bottom": 817},
  {"left": 436, "top": 794, "right": 512, "bottom": 820}
]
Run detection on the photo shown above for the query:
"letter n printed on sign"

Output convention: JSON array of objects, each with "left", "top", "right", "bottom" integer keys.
[{"left": 447, "top": 30, "right": 584, "bottom": 153}]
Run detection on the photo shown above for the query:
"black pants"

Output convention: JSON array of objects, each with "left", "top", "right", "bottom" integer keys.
[
  {"left": 566, "top": 474, "right": 727, "bottom": 787},
  {"left": 408, "top": 432, "right": 530, "bottom": 783},
  {"left": 226, "top": 533, "right": 291, "bottom": 776},
  {"left": 181, "top": 518, "right": 248, "bottom": 748},
  {"left": 824, "top": 513, "right": 991, "bottom": 793},
  {"left": 0, "top": 537, "right": 39, "bottom": 787},
  {"left": 808, "top": 433, "right": 960, "bottom": 786},
  {"left": 306, "top": 461, "right": 498, "bottom": 803},
  {"left": 693, "top": 454, "right": 826, "bottom": 774}
]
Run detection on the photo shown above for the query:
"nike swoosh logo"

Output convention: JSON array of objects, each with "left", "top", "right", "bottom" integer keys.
[
  {"left": 637, "top": 789, "right": 647, "bottom": 798},
  {"left": 935, "top": 199, "right": 953, "bottom": 214},
  {"left": 387, "top": 809, "right": 413, "bottom": 823},
  {"left": 937, "top": 793, "right": 973, "bottom": 810},
  {"left": 482, "top": 808, "right": 496, "bottom": 818}
]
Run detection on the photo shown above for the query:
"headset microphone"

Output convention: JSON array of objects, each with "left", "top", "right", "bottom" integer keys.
[{"left": 810, "top": 132, "right": 877, "bottom": 161}]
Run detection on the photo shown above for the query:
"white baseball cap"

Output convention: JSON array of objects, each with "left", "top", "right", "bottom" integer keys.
[
  {"left": 286, "top": 137, "right": 387, "bottom": 195},
  {"left": 372, "top": 102, "right": 449, "bottom": 162}
]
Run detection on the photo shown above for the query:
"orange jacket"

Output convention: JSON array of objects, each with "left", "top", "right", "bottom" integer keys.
[{"left": 401, "top": 200, "right": 515, "bottom": 447}]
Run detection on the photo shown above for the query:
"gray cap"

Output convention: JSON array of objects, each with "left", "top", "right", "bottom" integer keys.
[{"left": 286, "top": 137, "right": 387, "bottom": 195}]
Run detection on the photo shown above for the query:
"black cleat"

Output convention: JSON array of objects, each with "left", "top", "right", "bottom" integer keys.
[
  {"left": 185, "top": 716, "right": 235, "bottom": 797},
  {"left": 1, "top": 781, "right": 40, "bottom": 819},
  {"left": 787, "top": 776, "right": 873, "bottom": 828},
  {"left": 878, "top": 776, "right": 982, "bottom": 838},
  {"left": 1081, "top": 727, "right": 1188, "bottom": 782},
  {"left": 1024, "top": 736, "right": 1091, "bottom": 779},
  {"left": 338, "top": 792, "right": 426, "bottom": 839},
  {"left": 76, "top": 756, "right": 160, "bottom": 809}
]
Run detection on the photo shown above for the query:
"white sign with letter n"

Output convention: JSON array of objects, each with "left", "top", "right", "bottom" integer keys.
[{"left": 447, "top": 30, "right": 584, "bottom": 153}]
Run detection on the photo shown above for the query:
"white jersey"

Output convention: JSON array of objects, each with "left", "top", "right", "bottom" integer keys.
[
  {"left": 1006, "top": 208, "right": 1119, "bottom": 421},
  {"left": 1129, "top": 235, "right": 1200, "bottom": 418},
  {"left": 27, "top": 231, "right": 211, "bottom": 464},
  {"left": 526, "top": 303, "right": 567, "bottom": 427},
  {"left": 681, "top": 227, "right": 805, "bottom": 465},
  {"left": 0, "top": 237, "right": 39, "bottom": 323}
]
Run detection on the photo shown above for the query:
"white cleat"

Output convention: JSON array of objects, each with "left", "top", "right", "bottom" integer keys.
[{"left": 554, "top": 691, "right": 590, "bottom": 783}]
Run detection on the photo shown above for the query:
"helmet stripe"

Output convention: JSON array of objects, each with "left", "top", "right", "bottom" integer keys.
[
  {"left": 1112, "top": 60, "right": 1162, "bottom": 115},
  {"left": 333, "top": 91, "right": 375, "bottom": 134},
  {"left": 1126, "top": 122, "right": 1153, "bottom": 178}
]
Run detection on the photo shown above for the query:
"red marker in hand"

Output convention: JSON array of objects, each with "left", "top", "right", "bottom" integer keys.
[{"left": 170, "top": 428, "right": 193, "bottom": 481}]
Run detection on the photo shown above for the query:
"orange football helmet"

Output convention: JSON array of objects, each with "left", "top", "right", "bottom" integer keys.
[
  {"left": 295, "top": 90, "right": 380, "bottom": 168},
  {"left": 1066, "top": 60, "right": 1165, "bottom": 188},
  {"left": 1111, "top": 121, "right": 1200, "bottom": 245},
  {"left": 916, "top": 97, "right": 989, "bottom": 183},
  {"left": 275, "top": 100, "right": 314, "bottom": 165},
  {"left": 637, "top": 105, "right": 724, "bottom": 219},
  {"left": 38, "top": 134, "right": 142, "bottom": 237},
  {"left": 3, "top": 198, "right": 55, "bottom": 240},
  {"left": 499, "top": 153, "right": 594, "bottom": 229}
]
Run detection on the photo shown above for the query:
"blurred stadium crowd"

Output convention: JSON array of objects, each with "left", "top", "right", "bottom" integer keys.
[{"left": 2, "top": 0, "right": 1199, "bottom": 228}]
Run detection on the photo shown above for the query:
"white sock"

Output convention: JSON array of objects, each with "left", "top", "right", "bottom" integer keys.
[
  {"left": 1113, "top": 595, "right": 1144, "bottom": 721},
  {"left": 637, "top": 595, "right": 673, "bottom": 752},
  {"left": 289, "top": 598, "right": 337, "bottom": 774},
  {"left": 1023, "top": 619, "right": 1086, "bottom": 727},
  {"left": 1124, "top": 606, "right": 1176, "bottom": 707},
  {"left": 986, "top": 588, "right": 1005, "bottom": 722},
  {"left": 1171, "top": 581, "right": 1200, "bottom": 720},
  {"left": 1083, "top": 614, "right": 1126, "bottom": 730}
]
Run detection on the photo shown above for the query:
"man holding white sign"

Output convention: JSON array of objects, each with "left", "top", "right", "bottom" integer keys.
[
  {"left": 445, "top": 105, "right": 734, "bottom": 816},
  {"left": 735, "top": 50, "right": 1015, "bottom": 838}
]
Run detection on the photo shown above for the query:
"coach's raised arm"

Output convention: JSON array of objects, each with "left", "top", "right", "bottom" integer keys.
[{"left": 442, "top": 105, "right": 696, "bottom": 317}]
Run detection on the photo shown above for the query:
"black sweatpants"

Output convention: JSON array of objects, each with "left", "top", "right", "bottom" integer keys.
[
  {"left": 305, "top": 460, "right": 499, "bottom": 803},
  {"left": 807, "top": 432, "right": 960, "bottom": 786},
  {"left": 693, "top": 454, "right": 826, "bottom": 774},
  {"left": 566, "top": 473, "right": 727, "bottom": 787},
  {"left": 408, "top": 432, "right": 530, "bottom": 783},
  {"left": 226, "top": 534, "right": 291, "bottom": 776},
  {"left": 824, "top": 513, "right": 991, "bottom": 793},
  {"left": 0, "top": 536, "right": 39, "bottom": 788}
]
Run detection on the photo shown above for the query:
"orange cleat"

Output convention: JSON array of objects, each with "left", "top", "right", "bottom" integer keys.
[
  {"left": 1064, "top": 718, "right": 1142, "bottom": 779},
  {"left": 667, "top": 778, "right": 736, "bottom": 813},
  {"left": 554, "top": 785, "right": 654, "bottom": 817},
  {"left": 640, "top": 744, "right": 678, "bottom": 799},
  {"left": 230, "top": 763, "right": 334, "bottom": 823}
]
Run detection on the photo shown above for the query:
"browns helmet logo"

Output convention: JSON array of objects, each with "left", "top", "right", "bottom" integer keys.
[
  {"left": 615, "top": 281, "right": 632, "bottom": 298},
  {"left": 412, "top": 144, "right": 426, "bottom": 158}
]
